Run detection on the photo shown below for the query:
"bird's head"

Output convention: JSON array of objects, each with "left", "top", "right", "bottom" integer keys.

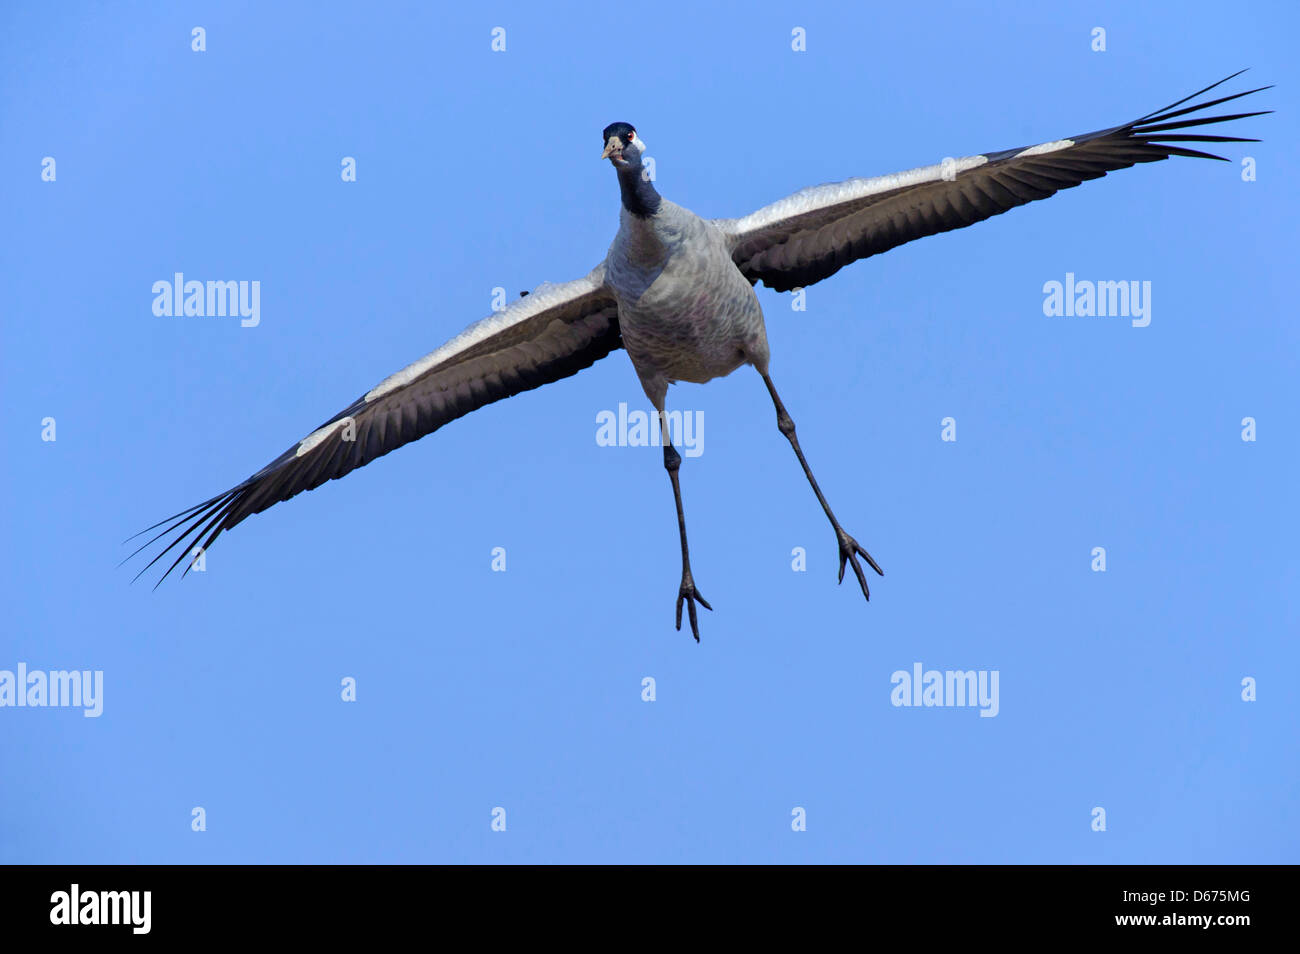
[{"left": 601, "top": 122, "right": 647, "bottom": 167}]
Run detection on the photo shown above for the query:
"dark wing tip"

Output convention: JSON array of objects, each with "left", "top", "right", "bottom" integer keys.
[
  {"left": 1063, "top": 75, "right": 1272, "bottom": 165},
  {"left": 124, "top": 485, "right": 246, "bottom": 588},
  {"left": 1136, "top": 69, "right": 1254, "bottom": 122}
]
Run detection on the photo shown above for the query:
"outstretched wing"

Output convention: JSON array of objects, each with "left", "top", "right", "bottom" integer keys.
[
  {"left": 716, "top": 72, "right": 1270, "bottom": 292},
  {"left": 130, "top": 266, "right": 620, "bottom": 585}
]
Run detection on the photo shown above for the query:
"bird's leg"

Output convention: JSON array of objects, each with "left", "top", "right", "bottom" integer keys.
[
  {"left": 760, "top": 372, "right": 884, "bottom": 600},
  {"left": 660, "top": 410, "right": 712, "bottom": 641}
]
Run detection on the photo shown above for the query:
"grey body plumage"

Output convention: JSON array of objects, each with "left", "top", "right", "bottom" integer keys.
[
  {"left": 130, "top": 74, "right": 1270, "bottom": 641},
  {"left": 606, "top": 197, "right": 769, "bottom": 404}
]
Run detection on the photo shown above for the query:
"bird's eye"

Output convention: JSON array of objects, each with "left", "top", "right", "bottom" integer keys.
[{"left": 625, "top": 133, "right": 635, "bottom": 143}]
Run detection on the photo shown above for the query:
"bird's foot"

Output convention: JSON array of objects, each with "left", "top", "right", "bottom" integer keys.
[
  {"left": 836, "top": 528, "right": 884, "bottom": 601},
  {"left": 675, "top": 570, "right": 713, "bottom": 642}
]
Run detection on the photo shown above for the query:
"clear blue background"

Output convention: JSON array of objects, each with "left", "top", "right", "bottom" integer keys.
[{"left": 2, "top": 1, "right": 1295, "bottom": 863}]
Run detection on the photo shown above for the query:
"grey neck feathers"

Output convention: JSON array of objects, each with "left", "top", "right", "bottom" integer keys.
[{"left": 616, "top": 161, "right": 661, "bottom": 217}]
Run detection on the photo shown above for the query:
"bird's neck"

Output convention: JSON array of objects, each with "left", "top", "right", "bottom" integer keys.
[{"left": 616, "top": 163, "right": 662, "bottom": 217}]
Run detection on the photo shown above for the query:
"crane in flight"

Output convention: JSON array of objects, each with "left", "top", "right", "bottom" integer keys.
[{"left": 130, "top": 72, "right": 1269, "bottom": 640}]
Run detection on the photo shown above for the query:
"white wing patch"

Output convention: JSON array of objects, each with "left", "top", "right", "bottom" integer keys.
[
  {"left": 362, "top": 267, "right": 606, "bottom": 403},
  {"left": 1012, "top": 139, "right": 1075, "bottom": 158},
  {"left": 296, "top": 418, "right": 349, "bottom": 457},
  {"left": 727, "top": 155, "right": 991, "bottom": 235}
]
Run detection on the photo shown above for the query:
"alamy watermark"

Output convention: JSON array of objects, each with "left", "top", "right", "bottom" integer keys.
[
  {"left": 1042, "top": 272, "right": 1151, "bottom": 327},
  {"left": 0, "top": 663, "right": 103, "bottom": 717},
  {"left": 596, "top": 403, "right": 704, "bottom": 458},
  {"left": 152, "top": 273, "right": 260, "bottom": 327},
  {"left": 50, "top": 884, "right": 150, "bottom": 934},
  {"left": 890, "top": 662, "right": 999, "bottom": 717}
]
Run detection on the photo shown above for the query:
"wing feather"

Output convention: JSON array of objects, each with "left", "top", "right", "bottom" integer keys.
[
  {"left": 129, "top": 266, "right": 620, "bottom": 585},
  {"left": 717, "top": 72, "right": 1270, "bottom": 292}
]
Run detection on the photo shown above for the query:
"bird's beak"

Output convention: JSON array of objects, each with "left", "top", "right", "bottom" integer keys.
[{"left": 601, "top": 136, "right": 623, "bottom": 161}]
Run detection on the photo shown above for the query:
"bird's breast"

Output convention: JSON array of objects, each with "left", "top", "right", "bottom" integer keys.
[{"left": 606, "top": 220, "right": 767, "bottom": 385}]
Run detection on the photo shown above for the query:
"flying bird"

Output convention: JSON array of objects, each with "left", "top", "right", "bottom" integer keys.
[{"left": 130, "top": 72, "right": 1269, "bottom": 640}]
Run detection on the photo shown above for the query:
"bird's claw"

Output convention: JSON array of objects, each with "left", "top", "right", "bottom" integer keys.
[
  {"left": 836, "top": 529, "right": 883, "bottom": 601},
  {"left": 675, "top": 573, "right": 712, "bottom": 642}
]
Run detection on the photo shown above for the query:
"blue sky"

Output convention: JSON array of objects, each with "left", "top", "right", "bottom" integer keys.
[{"left": 2, "top": 1, "right": 1295, "bottom": 863}]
